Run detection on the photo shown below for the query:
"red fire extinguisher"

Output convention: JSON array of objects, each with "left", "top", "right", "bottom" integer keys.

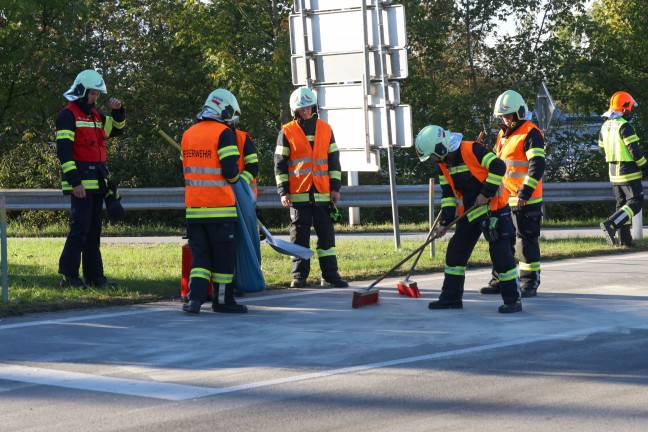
[{"left": 181, "top": 243, "right": 213, "bottom": 302}]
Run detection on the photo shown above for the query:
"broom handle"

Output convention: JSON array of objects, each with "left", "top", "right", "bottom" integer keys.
[
  {"left": 404, "top": 210, "right": 443, "bottom": 278},
  {"left": 157, "top": 129, "right": 182, "bottom": 151},
  {"left": 366, "top": 204, "right": 480, "bottom": 290}
]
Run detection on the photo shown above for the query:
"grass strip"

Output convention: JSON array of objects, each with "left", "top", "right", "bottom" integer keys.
[{"left": 1, "top": 236, "right": 644, "bottom": 317}]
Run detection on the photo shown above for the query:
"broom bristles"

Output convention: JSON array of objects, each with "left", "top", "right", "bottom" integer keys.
[
  {"left": 397, "top": 281, "right": 421, "bottom": 298},
  {"left": 352, "top": 289, "right": 380, "bottom": 308}
]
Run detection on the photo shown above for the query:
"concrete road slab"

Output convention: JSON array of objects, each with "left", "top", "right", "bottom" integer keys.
[{"left": 1, "top": 252, "right": 647, "bottom": 431}]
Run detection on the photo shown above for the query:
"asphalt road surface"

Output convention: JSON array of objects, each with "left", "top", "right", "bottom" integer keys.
[{"left": 1, "top": 251, "right": 648, "bottom": 431}]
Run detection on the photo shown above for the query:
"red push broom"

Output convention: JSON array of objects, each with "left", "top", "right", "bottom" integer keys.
[
  {"left": 396, "top": 211, "right": 443, "bottom": 298},
  {"left": 352, "top": 204, "right": 479, "bottom": 308}
]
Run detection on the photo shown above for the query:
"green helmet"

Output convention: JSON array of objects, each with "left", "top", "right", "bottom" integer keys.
[
  {"left": 289, "top": 87, "right": 317, "bottom": 113},
  {"left": 63, "top": 69, "right": 107, "bottom": 101},
  {"left": 414, "top": 125, "right": 451, "bottom": 162},
  {"left": 493, "top": 90, "right": 528, "bottom": 120},
  {"left": 202, "top": 88, "right": 241, "bottom": 124}
]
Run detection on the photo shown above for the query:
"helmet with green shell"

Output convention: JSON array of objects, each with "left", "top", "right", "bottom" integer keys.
[
  {"left": 493, "top": 90, "right": 529, "bottom": 121},
  {"left": 202, "top": 88, "right": 241, "bottom": 124},
  {"left": 64, "top": 70, "right": 107, "bottom": 101},
  {"left": 414, "top": 125, "right": 451, "bottom": 162},
  {"left": 289, "top": 87, "right": 318, "bottom": 114}
]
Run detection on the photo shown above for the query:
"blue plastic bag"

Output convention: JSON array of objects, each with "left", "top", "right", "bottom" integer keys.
[{"left": 232, "top": 181, "right": 265, "bottom": 292}]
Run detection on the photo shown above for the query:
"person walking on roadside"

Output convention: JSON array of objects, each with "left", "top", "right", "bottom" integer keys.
[
  {"left": 274, "top": 86, "right": 348, "bottom": 288},
  {"left": 181, "top": 88, "right": 248, "bottom": 315},
  {"left": 481, "top": 90, "right": 545, "bottom": 298},
  {"left": 55, "top": 69, "right": 126, "bottom": 289},
  {"left": 599, "top": 91, "right": 646, "bottom": 247},
  {"left": 415, "top": 125, "right": 522, "bottom": 313}
]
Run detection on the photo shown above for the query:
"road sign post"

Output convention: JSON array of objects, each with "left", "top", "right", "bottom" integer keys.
[{"left": 290, "top": 0, "right": 410, "bottom": 246}]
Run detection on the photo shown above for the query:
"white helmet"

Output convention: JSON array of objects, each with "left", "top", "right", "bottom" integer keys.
[
  {"left": 493, "top": 90, "right": 528, "bottom": 121},
  {"left": 63, "top": 69, "right": 107, "bottom": 101},
  {"left": 414, "top": 125, "right": 451, "bottom": 162},
  {"left": 289, "top": 87, "right": 317, "bottom": 113},
  {"left": 201, "top": 88, "right": 241, "bottom": 124}
]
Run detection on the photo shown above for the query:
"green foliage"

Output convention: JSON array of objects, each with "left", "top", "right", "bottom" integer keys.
[{"left": 0, "top": 0, "right": 645, "bottom": 226}]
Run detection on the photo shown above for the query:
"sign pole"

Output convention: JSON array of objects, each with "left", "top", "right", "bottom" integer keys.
[{"left": 376, "top": 0, "right": 401, "bottom": 249}]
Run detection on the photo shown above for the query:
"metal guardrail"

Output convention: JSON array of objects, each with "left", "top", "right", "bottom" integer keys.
[{"left": 0, "top": 182, "right": 626, "bottom": 211}]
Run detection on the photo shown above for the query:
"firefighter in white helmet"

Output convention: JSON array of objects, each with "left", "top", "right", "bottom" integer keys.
[
  {"left": 274, "top": 86, "right": 348, "bottom": 288},
  {"left": 415, "top": 125, "right": 522, "bottom": 314},
  {"left": 599, "top": 91, "right": 646, "bottom": 247},
  {"left": 481, "top": 90, "right": 545, "bottom": 298},
  {"left": 56, "top": 69, "right": 126, "bottom": 289},
  {"left": 181, "top": 88, "right": 248, "bottom": 315}
]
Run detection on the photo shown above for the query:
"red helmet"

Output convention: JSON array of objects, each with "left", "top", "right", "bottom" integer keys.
[{"left": 609, "top": 91, "right": 637, "bottom": 113}]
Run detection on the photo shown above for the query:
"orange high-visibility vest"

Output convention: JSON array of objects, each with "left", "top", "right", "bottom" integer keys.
[
  {"left": 439, "top": 141, "right": 508, "bottom": 214},
  {"left": 495, "top": 121, "right": 543, "bottom": 204},
  {"left": 182, "top": 121, "right": 236, "bottom": 218},
  {"left": 236, "top": 129, "right": 258, "bottom": 197},
  {"left": 282, "top": 119, "right": 332, "bottom": 201}
]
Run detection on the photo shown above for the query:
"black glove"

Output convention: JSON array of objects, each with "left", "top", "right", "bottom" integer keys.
[
  {"left": 481, "top": 216, "right": 499, "bottom": 242},
  {"left": 641, "top": 165, "right": 648, "bottom": 179},
  {"left": 328, "top": 203, "right": 342, "bottom": 223},
  {"left": 105, "top": 194, "right": 124, "bottom": 221}
]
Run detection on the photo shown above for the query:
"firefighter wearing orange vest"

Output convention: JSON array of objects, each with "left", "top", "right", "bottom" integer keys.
[
  {"left": 415, "top": 125, "right": 522, "bottom": 313},
  {"left": 274, "top": 87, "right": 348, "bottom": 288},
  {"left": 599, "top": 91, "right": 646, "bottom": 247},
  {"left": 55, "top": 69, "right": 126, "bottom": 290},
  {"left": 181, "top": 88, "right": 247, "bottom": 315},
  {"left": 480, "top": 90, "right": 545, "bottom": 298}
]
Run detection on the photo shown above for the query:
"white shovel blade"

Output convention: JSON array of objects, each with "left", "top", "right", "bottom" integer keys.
[{"left": 259, "top": 224, "right": 313, "bottom": 260}]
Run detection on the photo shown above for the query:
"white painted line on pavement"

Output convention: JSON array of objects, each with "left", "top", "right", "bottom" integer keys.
[
  {"left": 0, "top": 325, "right": 634, "bottom": 401},
  {"left": 0, "top": 309, "right": 163, "bottom": 330}
]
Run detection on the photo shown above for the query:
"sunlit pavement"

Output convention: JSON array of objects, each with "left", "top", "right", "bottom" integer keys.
[{"left": 1, "top": 252, "right": 648, "bottom": 431}]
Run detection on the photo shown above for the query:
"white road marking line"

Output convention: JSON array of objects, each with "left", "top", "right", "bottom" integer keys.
[
  {"left": 0, "top": 309, "right": 163, "bottom": 330},
  {"left": 0, "top": 326, "right": 631, "bottom": 401}
]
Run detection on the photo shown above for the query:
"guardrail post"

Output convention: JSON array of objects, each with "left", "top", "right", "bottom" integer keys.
[
  {"left": 632, "top": 210, "right": 643, "bottom": 240},
  {"left": 347, "top": 172, "right": 361, "bottom": 226},
  {"left": 1, "top": 195, "right": 8, "bottom": 303}
]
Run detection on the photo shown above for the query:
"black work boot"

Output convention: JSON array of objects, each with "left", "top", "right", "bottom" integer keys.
[
  {"left": 600, "top": 220, "right": 616, "bottom": 246},
  {"left": 619, "top": 225, "right": 636, "bottom": 247},
  {"left": 60, "top": 276, "right": 87, "bottom": 290},
  {"left": 86, "top": 276, "right": 116, "bottom": 288},
  {"left": 182, "top": 299, "right": 202, "bottom": 315},
  {"left": 428, "top": 299, "right": 463, "bottom": 310},
  {"left": 521, "top": 280, "right": 538, "bottom": 298},
  {"left": 320, "top": 277, "right": 349, "bottom": 288},
  {"left": 498, "top": 301, "right": 522, "bottom": 314},
  {"left": 290, "top": 278, "right": 307, "bottom": 288},
  {"left": 212, "top": 284, "right": 248, "bottom": 314}
]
